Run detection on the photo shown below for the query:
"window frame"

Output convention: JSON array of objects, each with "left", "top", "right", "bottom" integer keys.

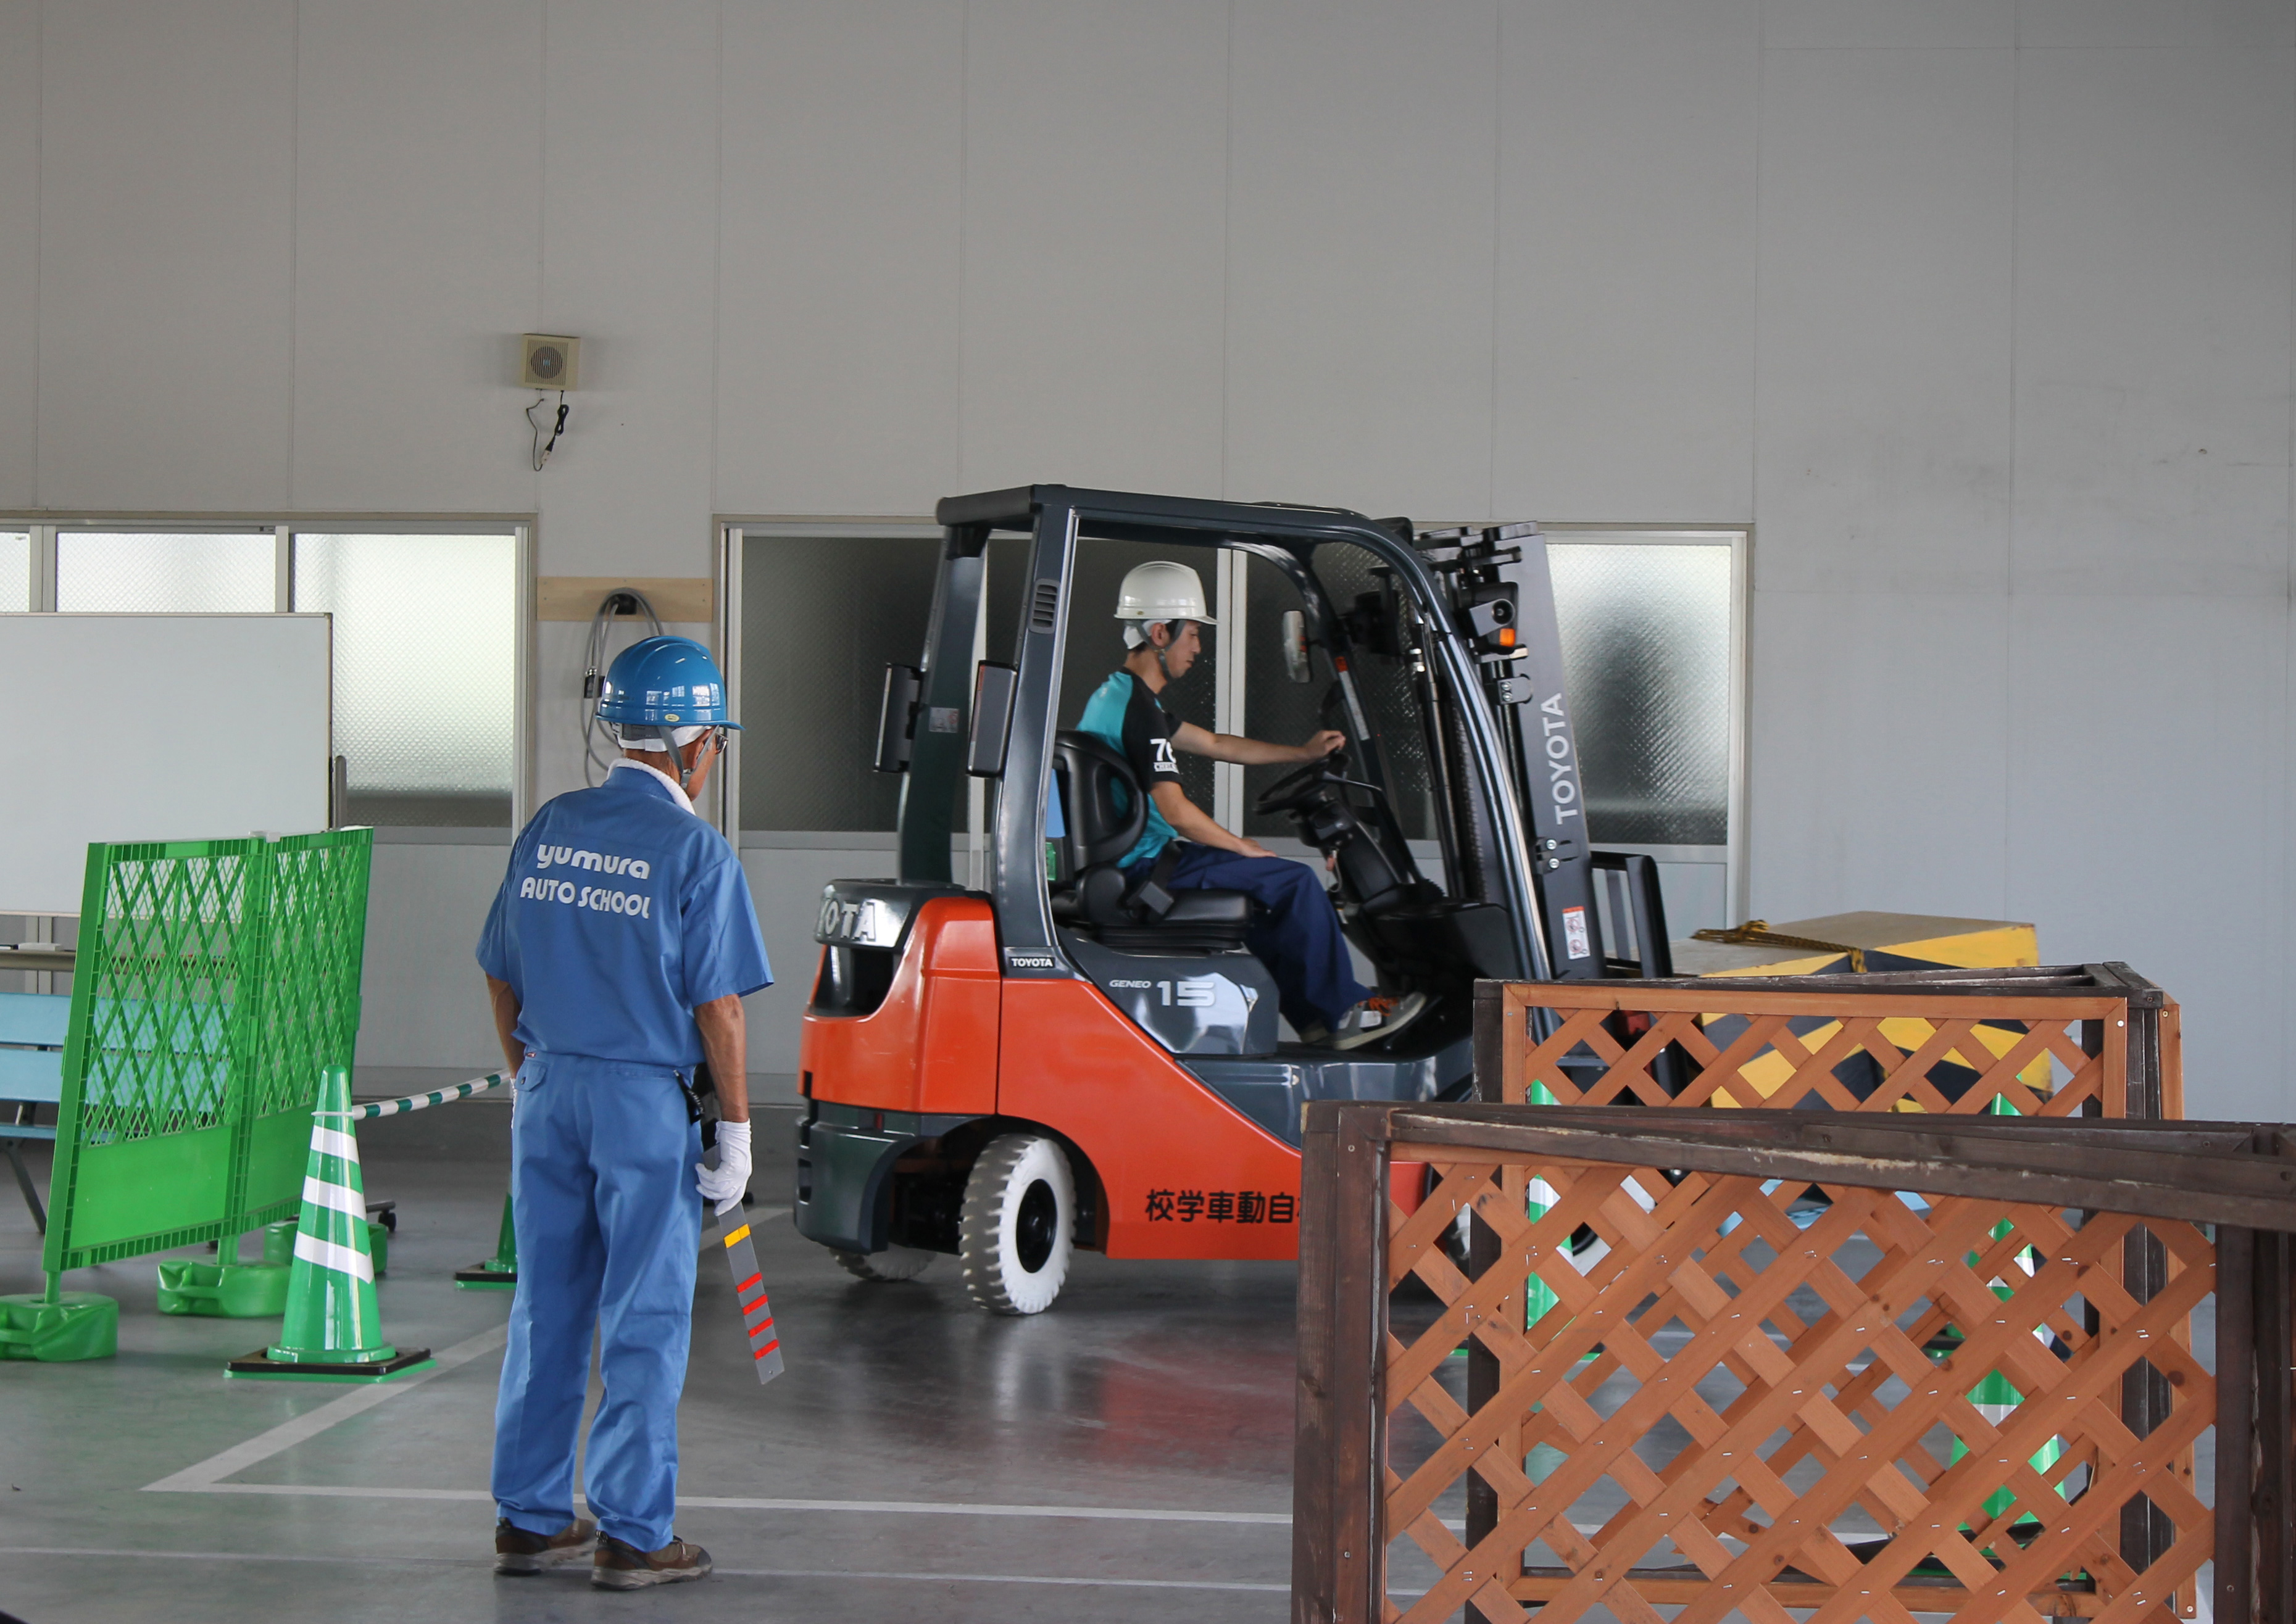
[
  {"left": 2, "top": 513, "right": 537, "bottom": 830},
  {"left": 717, "top": 517, "right": 950, "bottom": 850},
  {"left": 1533, "top": 524, "right": 1751, "bottom": 929},
  {"left": 717, "top": 514, "right": 1749, "bottom": 925}
]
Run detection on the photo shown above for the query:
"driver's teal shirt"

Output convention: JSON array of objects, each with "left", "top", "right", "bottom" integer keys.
[{"left": 1077, "top": 670, "right": 1184, "bottom": 869}]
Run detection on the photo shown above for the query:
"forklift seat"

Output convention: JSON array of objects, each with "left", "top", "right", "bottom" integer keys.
[{"left": 1049, "top": 731, "right": 1256, "bottom": 948}]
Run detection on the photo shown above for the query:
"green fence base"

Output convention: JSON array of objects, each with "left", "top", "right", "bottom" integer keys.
[
  {"left": 261, "top": 1217, "right": 387, "bottom": 1277},
  {"left": 0, "top": 1292, "right": 119, "bottom": 1361},
  {"left": 156, "top": 1259, "right": 292, "bottom": 1318}
]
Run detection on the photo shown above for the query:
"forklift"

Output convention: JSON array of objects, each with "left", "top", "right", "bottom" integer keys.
[{"left": 793, "top": 486, "right": 1673, "bottom": 1312}]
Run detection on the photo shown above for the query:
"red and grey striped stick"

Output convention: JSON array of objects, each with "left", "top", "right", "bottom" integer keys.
[{"left": 713, "top": 1199, "right": 782, "bottom": 1383}]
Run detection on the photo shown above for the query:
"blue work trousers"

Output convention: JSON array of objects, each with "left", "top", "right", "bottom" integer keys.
[
  {"left": 1135, "top": 843, "right": 1369, "bottom": 1032},
  {"left": 493, "top": 1052, "right": 701, "bottom": 1554}
]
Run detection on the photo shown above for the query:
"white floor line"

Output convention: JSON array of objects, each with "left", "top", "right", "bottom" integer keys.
[
  {"left": 141, "top": 1323, "right": 510, "bottom": 1494},
  {"left": 0, "top": 1549, "right": 1284, "bottom": 1593},
  {"left": 172, "top": 1480, "right": 1294, "bottom": 1525},
  {"left": 138, "top": 1274, "right": 1296, "bottom": 1536}
]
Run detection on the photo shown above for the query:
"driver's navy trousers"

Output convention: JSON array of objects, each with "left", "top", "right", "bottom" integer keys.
[{"left": 1130, "top": 843, "right": 1368, "bottom": 1032}]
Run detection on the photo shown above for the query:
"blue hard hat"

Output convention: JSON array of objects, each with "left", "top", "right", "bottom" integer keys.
[{"left": 596, "top": 636, "right": 742, "bottom": 729}]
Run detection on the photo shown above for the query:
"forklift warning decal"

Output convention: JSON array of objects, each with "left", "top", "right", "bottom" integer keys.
[
  {"left": 1562, "top": 906, "right": 1591, "bottom": 960},
  {"left": 1146, "top": 1190, "right": 1294, "bottom": 1224}
]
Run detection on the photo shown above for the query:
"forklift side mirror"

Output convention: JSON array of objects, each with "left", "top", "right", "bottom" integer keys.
[
  {"left": 874, "top": 663, "right": 920, "bottom": 773},
  {"left": 967, "top": 661, "right": 1019, "bottom": 777},
  {"left": 1281, "top": 609, "right": 1311, "bottom": 684}
]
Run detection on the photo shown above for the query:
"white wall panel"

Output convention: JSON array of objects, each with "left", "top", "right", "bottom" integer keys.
[
  {"left": 1756, "top": 47, "right": 2013, "bottom": 591},
  {"left": 1226, "top": 0, "right": 1500, "bottom": 518},
  {"left": 715, "top": 0, "right": 963, "bottom": 517},
  {"left": 536, "top": 0, "right": 720, "bottom": 577},
  {"left": 2007, "top": 594, "right": 2287, "bottom": 1119},
  {"left": 38, "top": 0, "right": 294, "bottom": 510},
  {"left": 2012, "top": 46, "right": 2294, "bottom": 595},
  {"left": 291, "top": 0, "right": 544, "bottom": 512},
  {"left": 1746, "top": 589, "right": 2010, "bottom": 924},
  {"left": 0, "top": 1, "right": 37, "bottom": 507},
  {"left": 1493, "top": 0, "right": 1757, "bottom": 524},
  {"left": 959, "top": 0, "right": 1228, "bottom": 497},
  {"left": 1762, "top": 0, "right": 2010, "bottom": 48},
  {"left": 2015, "top": 0, "right": 2294, "bottom": 49},
  {"left": 357, "top": 841, "right": 514, "bottom": 1070}
]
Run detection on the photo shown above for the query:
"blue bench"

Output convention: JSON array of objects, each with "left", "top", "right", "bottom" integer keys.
[{"left": 0, "top": 990, "right": 69, "bottom": 1233}]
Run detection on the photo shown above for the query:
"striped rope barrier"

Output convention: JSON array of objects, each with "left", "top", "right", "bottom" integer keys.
[{"left": 349, "top": 1072, "right": 509, "bottom": 1122}]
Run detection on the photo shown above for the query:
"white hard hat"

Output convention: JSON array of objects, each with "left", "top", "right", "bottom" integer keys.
[{"left": 1114, "top": 560, "right": 1217, "bottom": 626}]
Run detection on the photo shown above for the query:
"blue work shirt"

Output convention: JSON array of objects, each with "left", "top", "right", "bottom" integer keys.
[{"left": 477, "top": 764, "right": 772, "bottom": 1069}]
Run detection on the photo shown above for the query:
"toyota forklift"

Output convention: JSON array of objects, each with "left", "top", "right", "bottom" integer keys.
[{"left": 793, "top": 486, "right": 1673, "bottom": 1313}]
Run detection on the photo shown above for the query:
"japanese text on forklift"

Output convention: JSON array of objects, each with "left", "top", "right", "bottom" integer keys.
[
  {"left": 794, "top": 487, "right": 1674, "bottom": 1315},
  {"left": 476, "top": 632, "right": 773, "bottom": 1588}
]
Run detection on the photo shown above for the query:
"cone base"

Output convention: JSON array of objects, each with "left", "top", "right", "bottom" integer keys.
[
  {"left": 454, "top": 1263, "right": 517, "bottom": 1290},
  {"left": 227, "top": 1346, "right": 434, "bottom": 1382}
]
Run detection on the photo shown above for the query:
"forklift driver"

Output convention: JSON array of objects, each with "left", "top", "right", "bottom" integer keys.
[{"left": 1078, "top": 561, "right": 1430, "bottom": 1051}]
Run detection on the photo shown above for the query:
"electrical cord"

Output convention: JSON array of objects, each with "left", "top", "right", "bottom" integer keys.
[
  {"left": 580, "top": 588, "right": 663, "bottom": 787},
  {"left": 528, "top": 390, "right": 569, "bottom": 471}
]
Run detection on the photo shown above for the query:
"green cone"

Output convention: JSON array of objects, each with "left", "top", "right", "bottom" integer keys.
[
  {"left": 454, "top": 1191, "right": 518, "bottom": 1289},
  {"left": 227, "top": 1067, "right": 430, "bottom": 1382}
]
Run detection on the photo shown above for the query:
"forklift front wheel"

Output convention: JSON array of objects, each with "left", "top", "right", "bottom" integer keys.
[
  {"left": 959, "top": 1133, "right": 1075, "bottom": 1315},
  {"left": 832, "top": 1247, "right": 934, "bottom": 1283}
]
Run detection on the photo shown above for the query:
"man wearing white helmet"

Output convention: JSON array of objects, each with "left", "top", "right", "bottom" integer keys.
[{"left": 1077, "top": 561, "right": 1429, "bottom": 1050}]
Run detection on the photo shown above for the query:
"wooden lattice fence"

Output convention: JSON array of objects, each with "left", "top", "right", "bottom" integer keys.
[
  {"left": 1291, "top": 1105, "right": 2296, "bottom": 1624},
  {"left": 1473, "top": 963, "right": 2179, "bottom": 1120}
]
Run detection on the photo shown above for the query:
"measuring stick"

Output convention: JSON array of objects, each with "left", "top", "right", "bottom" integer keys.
[{"left": 713, "top": 1198, "right": 783, "bottom": 1383}]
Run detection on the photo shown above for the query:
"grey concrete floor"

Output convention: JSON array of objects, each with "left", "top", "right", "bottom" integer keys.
[{"left": 0, "top": 1102, "right": 1297, "bottom": 1623}]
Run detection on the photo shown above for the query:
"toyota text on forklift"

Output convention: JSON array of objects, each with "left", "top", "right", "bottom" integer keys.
[{"left": 792, "top": 487, "right": 1673, "bottom": 1314}]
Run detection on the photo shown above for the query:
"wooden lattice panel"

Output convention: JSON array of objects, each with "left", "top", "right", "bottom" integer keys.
[
  {"left": 1382, "top": 1152, "right": 2215, "bottom": 1624},
  {"left": 1489, "top": 983, "right": 2136, "bottom": 1118}
]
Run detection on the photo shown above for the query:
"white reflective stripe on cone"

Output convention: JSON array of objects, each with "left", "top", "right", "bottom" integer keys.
[
  {"left": 301, "top": 1176, "right": 364, "bottom": 1218},
  {"left": 312, "top": 1127, "right": 361, "bottom": 1163},
  {"left": 294, "top": 1232, "right": 375, "bottom": 1282}
]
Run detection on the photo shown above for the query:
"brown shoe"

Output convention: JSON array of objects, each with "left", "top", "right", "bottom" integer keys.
[
  {"left": 494, "top": 1516, "right": 597, "bottom": 1575},
  {"left": 591, "top": 1533, "right": 713, "bottom": 1590}
]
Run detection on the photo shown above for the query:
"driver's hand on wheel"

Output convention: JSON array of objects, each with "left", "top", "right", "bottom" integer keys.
[{"left": 1298, "top": 730, "right": 1347, "bottom": 761}]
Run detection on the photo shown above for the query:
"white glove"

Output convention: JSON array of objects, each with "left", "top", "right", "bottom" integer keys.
[{"left": 696, "top": 1119, "right": 752, "bottom": 1211}]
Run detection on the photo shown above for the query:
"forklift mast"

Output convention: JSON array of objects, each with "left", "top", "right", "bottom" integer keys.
[{"left": 1408, "top": 523, "right": 1607, "bottom": 981}]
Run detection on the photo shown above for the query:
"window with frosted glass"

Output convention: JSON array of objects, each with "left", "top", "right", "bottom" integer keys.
[
  {"left": 293, "top": 534, "right": 517, "bottom": 827},
  {"left": 56, "top": 532, "right": 274, "bottom": 612},
  {"left": 0, "top": 534, "right": 27, "bottom": 611},
  {"left": 740, "top": 534, "right": 943, "bottom": 831},
  {"left": 1548, "top": 542, "right": 1732, "bottom": 847}
]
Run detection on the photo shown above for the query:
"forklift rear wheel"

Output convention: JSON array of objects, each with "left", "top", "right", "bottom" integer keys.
[
  {"left": 959, "top": 1133, "right": 1075, "bottom": 1315},
  {"left": 831, "top": 1247, "right": 934, "bottom": 1283}
]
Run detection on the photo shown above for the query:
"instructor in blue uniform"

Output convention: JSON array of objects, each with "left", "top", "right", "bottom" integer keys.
[{"left": 476, "top": 635, "right": 772, "bottom": 1591}]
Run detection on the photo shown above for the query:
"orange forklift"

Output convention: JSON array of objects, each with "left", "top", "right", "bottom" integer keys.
[{"left": 792, "top": 487, "right": 1673, "bottom": 1312}]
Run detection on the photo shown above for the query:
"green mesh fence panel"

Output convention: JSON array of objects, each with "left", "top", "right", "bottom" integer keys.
[{"left": 40, "top": 829, "right": 373, "bottom": 1283}]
